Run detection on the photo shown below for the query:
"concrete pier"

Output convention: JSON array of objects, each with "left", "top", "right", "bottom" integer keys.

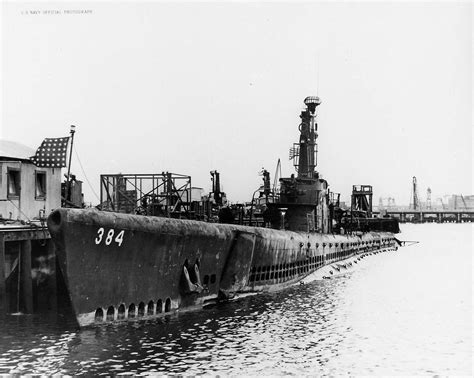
[{"left": 373, "top": 210, "right": 474, "bottom": 223}]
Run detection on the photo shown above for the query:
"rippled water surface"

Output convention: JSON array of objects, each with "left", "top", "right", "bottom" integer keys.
[{"left": 0, "top": 223, "right": 472, "bottom": 375}]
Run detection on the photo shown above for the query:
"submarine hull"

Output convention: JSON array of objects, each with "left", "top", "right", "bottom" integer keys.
[{"left": 47, "top": 208, "right": 398, "bottom": 327}]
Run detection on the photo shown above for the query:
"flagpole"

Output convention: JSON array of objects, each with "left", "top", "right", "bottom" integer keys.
[{"left": 66, "top": 125, "right": 76, "bottom": 204}]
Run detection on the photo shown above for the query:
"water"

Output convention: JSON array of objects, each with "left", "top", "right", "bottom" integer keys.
[{"left": 0, "top": 223, "right": 471, "bottom": 375}]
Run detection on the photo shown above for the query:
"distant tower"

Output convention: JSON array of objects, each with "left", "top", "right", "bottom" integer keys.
[
  {"left": 426, "top": 187, "right": 432, "bottom": 209},
  {"left": 388, "top": 197, "right": 396, "bottom": 209},
  {"left": 411, "top": 176, "right": 420, "bottom": 210}
]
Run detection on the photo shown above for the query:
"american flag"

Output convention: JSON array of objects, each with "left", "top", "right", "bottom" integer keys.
[{"left": 30, "top": 137, "right": 70, "bottom": 168}]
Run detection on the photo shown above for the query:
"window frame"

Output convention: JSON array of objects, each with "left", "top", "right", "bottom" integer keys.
[
  {"left": 35, "top": 170, "right": 47, "bottom": 200},
  {"left": 7, "top": 168, "right": 21, "bottom": 199}
]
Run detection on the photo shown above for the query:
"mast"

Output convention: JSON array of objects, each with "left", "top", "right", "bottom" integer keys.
[
  {"left": 296, "top": 96, "right": 321, "bottom": 178},
  {"left": 210, "top": 170, "right": 222, "bottom": 206},
  {"left": 66, "top": 125, "right": 76, "bottom": 202}
]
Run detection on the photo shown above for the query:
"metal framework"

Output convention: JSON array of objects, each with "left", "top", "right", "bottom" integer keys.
[
  {"left": 411, "top": 176, "right": 420, "bottom": 210},
  {"left": 99, "top": 173, "right": 192, "bottom": 217},
  {"left": 426, "top": 187, "right": 432, "bottom": 210},
  {"left": 351, "top": 185, "right": 373, "bottom": 216}
]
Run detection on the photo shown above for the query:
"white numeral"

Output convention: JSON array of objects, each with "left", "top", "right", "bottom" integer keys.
[
  {"left": 95, "top": 227, "right": 104, "bottom": 244},
  {"left": 95, "top": 228, "right": 125, "bottom": 247},
  {"left": 105, "top": 229, "right": 115, "bottom": 245},
  {"left": 115, "top": 230, "right": 125, "bottom": 246}
]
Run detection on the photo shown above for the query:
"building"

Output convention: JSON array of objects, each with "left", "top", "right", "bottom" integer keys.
[
  {"left": 0, "top": 140, "right": 61, "bottom": 220},
  {"left": 0, "top": 140, "right": 62, "bottom": 314}
]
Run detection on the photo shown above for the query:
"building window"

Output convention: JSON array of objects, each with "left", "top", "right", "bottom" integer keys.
[
  {"left": 35, "top": 171, "right": 47, "bottom": 199},
  {"left": 7, "top": 169, "right": 20, "bottom": 198}
]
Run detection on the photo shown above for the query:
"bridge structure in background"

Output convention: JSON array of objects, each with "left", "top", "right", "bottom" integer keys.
[
  {"left": 374, "top": 177, "right": 474, "bottom": 223},
  {"left": 372, "top": 209, "right": 474, "bottom": 223}
]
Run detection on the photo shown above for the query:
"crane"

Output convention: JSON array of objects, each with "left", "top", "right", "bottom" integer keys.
[
  {"left": 460, "top": 194, "right": 468, "bottom": 209},
  {"left": 426, "top": 187, "right": 432, "bottom": 209},
  {"left": 454, "top": 194, "right": 468, "bottom": 210},
  {"left": 411, "top": 176, "right": 420, "bottom": 210},
  {"left": 378, "top": 197, "right": 396, "bottom": 210},
  {"left": 436, "top": 197, "right": 447, "bottom": 210}
]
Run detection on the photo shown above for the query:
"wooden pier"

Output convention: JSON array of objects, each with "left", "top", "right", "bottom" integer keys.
[{"left": 0, "top": 224, "right": 57, "bottom": 314}]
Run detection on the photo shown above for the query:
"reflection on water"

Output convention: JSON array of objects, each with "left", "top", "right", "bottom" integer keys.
[{"left": 0, "top": 223, "right": 471, "bottom": 375}]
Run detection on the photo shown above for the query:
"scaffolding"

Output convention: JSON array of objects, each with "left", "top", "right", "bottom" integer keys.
[
  {"left": 351, "top": 185, "right": 373, "bottom": 216},
  {"left": 99, "top": 173, "right": 195, "bottom": 218}
]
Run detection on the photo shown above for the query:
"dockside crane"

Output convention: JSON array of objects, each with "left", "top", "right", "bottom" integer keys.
[
  {"left": 410, "top": 176, "right": 420, "bottom": 210},
  {"left": 426, "top": 187, "right": 432, "bottom": 209},
  {"left": 378, "top": 197, "right": 396, "bottom": 210},
  {"left": 436, "top": 197, "right": 447, "bottom": 210},
  {"left": 461, "top": 194, "right": 468, "bottom": 209},
  {"left": 454, "top": 194, "right": 468, "bottom": 210}
]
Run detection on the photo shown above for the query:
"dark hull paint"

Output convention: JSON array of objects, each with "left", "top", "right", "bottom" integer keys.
[{"left": 48, "top": 208, "right": 397, "bottom": 327}]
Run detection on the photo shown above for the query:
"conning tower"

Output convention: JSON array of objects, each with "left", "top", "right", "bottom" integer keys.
[{"left": 264, "top": 96, "right": 331, "bottom": 233}]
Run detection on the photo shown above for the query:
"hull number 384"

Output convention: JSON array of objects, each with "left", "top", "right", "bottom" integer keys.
[{"left": 95, "top": 227, "right": 125, "bottom": 246}]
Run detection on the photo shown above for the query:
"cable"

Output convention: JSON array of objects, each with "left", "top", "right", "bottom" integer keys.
[
  {"left": 7, "top": 199, "right": 48, "bottom": 245},
  {"left": 7, "top": 198, "right": 32, "bottom": 222},
  {"left": 73, "top": 146, "right": 101, "bottom": 203}
]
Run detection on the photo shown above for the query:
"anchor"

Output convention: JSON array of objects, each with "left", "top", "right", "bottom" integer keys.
[{"left": 181, "top": 263, "right": 204, "bottom": 295}]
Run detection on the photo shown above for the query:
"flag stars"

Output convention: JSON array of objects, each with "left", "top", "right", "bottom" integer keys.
[{"left": 30, "top": 136, "right": 70, "bottom": 168}]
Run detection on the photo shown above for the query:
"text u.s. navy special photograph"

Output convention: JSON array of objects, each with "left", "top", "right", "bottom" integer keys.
[{"left": 0, "top": 1, "right": 471, "bottom": 375}]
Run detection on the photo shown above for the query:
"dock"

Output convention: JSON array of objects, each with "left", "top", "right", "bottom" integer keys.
[{"left": 373, "top": 210, "right": 474, "bottom": 223}]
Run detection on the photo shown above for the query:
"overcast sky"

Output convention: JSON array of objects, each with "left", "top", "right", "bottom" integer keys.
[{"left": 1, "top": 1, "right": 472, "bottom": 206}]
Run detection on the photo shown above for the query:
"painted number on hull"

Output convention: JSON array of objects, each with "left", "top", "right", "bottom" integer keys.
[{"left": 95, "top": 228, "right": 125, "bottom": 247}]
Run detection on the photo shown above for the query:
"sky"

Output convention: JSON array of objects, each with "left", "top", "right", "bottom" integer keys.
[{"left": 1, "top": 1, "right": 472, "bottom": 206}]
